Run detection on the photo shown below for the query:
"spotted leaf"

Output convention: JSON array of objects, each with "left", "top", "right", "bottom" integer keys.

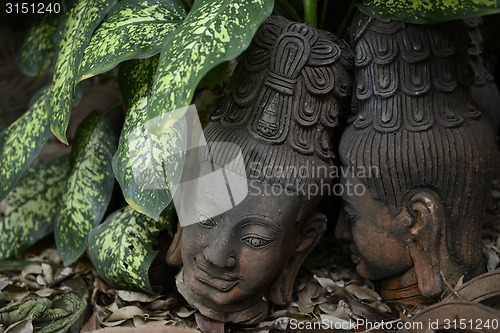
[
  {"left": 0, "top": 87, "right": 51, "bottom": 202},
  {"left": 359, "top": 0, "right": 500, "bottom": 24},
  {"left": 145, "top": 0, "right": 273, "bottom": 134},
  {"left": 113, "top": 57, "right": 186, "bottom": 220},
  {"left": 54, "top": 112, "right": 116, "bottom": 266},
  {"left": 0, "top": 155, "right": 70, "bottom": 261},
  {"left": 78, "top": 0, "right": 187, "bottom": 82},
  {"left": 15, "top": 14, "right": 59, "bottom": 76},
  {"left": 88, "top": 205, "right": 174, "bottom": 294},
  {"left": 49, "top": 0, "right": 117, "bottom": 144}
]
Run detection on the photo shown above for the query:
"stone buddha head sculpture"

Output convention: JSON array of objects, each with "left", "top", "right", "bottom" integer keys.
[
  {"left": 166, "top": 16, "right": 352, "bottom": 324},
  {"left": 337, "top": 13, "right": 498, "bottom": 306}
]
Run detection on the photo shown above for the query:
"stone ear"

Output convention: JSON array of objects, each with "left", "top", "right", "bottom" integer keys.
[
  {"left": 406, "top": 190, "right": 445, "bottom": 298},
  {"left": 267, "top": 213, "right": 327, "bottom": 305},
  {"left": 165, "top": 223, "right": 183, "bottom": 267}
]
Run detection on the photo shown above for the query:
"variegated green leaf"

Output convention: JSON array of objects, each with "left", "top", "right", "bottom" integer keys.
[
  {"left": 118, "top": 57, "right": 159, "bottom": 109},
  {"left": 359, "top": 0, "right": 500, "bottom": 24},
  {"left": 113, "top": 58, "right": 186, "bottom": 220},
  {"left": 88, "top": 205, "right": 174, "bottom": 294},
  {"left": 78, "top": 0, "right": 188, "bottom": 82},
  {"left": 15, "top": 15, "right": 59, "bottom": 76},
  {"left": 49, "top": 0, "right": 117, "bottom": 144},
  {"left": 145, "top": 0, "right": 273, "bottom": 134},
  {"left": 0, "top": 87, "right": 51, "bottom": 201},
  {"left": 0, "top": 156, "right": 70, "bottom": 261},
  {"left": 55, "top": 112, "right": 116, "bottom": 266}
]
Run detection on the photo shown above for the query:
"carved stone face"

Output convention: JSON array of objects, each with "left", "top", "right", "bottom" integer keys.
[
  {"left": 178, "top": 178, "right": 303, "bottom": 322},
  {"left": 170, "top": 15, "right": 350, "bottom": 321},
  {"left": 337, "top": 173, "right": 413, "bottom": 280}
]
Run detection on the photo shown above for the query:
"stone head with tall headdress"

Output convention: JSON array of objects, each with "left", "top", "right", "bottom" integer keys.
[
  {"left": 337, "top": 13, "right": 498, "bottom": 306},
  {"left": 167, "top": 16, "right": 353, "bottom": 324}
]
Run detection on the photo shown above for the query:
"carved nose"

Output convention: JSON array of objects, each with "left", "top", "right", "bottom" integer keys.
[{"left": 203, "top": 245, "right": 236, "bottom": 268}]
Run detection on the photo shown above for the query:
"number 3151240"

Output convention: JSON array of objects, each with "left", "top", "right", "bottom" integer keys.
[{"left": 5, "top": 2, "right": 61, "bottom": 14}]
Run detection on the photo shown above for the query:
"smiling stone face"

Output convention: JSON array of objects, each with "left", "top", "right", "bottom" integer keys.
[
  {"left": 178, "top": 180, "right": 303, "bottom": 323},
  {"left": 168, "top": 14, "right": 353, "bottom": 323}
]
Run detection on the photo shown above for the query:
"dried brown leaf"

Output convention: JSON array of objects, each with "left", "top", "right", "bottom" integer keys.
[
  {"left": 106, "top": 306, "right": 143, "bottom": 322},
  {"left": 318, "top": 303, "right": 337, "bottom": 314},
  {"left": 107, "top": 302, "right": 119, "bottom": 313},
  {"left": 256, "top": 317, "right": 289, "bottom": 330},
  {"left": 34, "top": 288, "right": 56, "bottom": 297},
  {"left": 304, "top": 281, "right": 320, "bottom": 298},
  {"left": 348, "top": 298, "right": 395, "bottom": 322},
  {"left": 146, "top": 320, "right": 169, "bottom": 326},
  {"left": 20, "top": 265, "right": 41, "bottom": 278},
  {"left": 4, "top": 319, "right": 32, "bottom": 333},
  {"left": 2, "top": 285, "right": 29, "bottom": 302},
  {"left": 101, "top": 319, "right": 128, "bottom": 327},
  {"left": 148, "top": 298, "right": 177, "bottom": 311},
  {"left": 35, "top": 275, "right": 46, "bottom": 286},
  {"left": 116, "top": 290, "right": 159, "bottom": 303},
  {"left": 81, "top": 312, "right": 101, "bottom": 333},
  {"left": 345, "top": 284, "right": 381, "bottom": 302},
  {"left": 0, "top": 279, "right": 11, "bottom": 291},
  {"left": 484, "top": 247, "right": 500, "bottom": 271},
  {"left": 313, "top": 275, "right": 338, "bottom": 293},
  {"left": 41, "top": 264, "right": 52, "bottom": 284},
  {"left": 132, "top": 315, "right": 147, "bottom": 327},
  {"left": 173, "top": 307, "right": 196, "bottom": 318},
  {"left": 297, "top": 291, "right": 315, "bottom": 314}
]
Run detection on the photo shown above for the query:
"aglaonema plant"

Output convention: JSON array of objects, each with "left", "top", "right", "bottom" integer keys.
[{"left": 1, "top": 0, "right": 499, "bottom": 293}]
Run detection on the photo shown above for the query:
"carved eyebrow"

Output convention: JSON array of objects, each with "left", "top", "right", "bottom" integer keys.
[{"left": 238, "top": 215, "right": 283, "bottom": 232}]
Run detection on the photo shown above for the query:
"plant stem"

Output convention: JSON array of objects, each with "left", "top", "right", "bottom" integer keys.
[
  {"left": 336, "top": 0, "right": 358, "bottom": 38},
  {"left": 303, "top": 0, "right": 318, "bottom": 26},
  {"left": 277, "top": 0, "right": 302, "bottom": 22},
  {"left": 103, "top": 101, "right": 124, "bottom": 118},
  {"left": 319, "top": 0, "right": 329, "bottom": 29}
]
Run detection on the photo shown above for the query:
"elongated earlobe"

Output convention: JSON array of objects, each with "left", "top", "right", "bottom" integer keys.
[
  {"left": 166, "top": 223, "right": 183, "bottom": 267},
  {"left": 406, "top": 191, "right": 445, "bottom": 298},
  {"left": 267, "top": 213, "right": 327, "bottom": 305}
]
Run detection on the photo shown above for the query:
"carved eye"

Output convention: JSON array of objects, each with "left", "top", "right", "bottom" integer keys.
[
  {"left": 199, "top": 218, "right": 217, "bottom": 229},
  {"left": 241, "top": 236, "right": 272, "bottom": 249},
  {"left": 196, "top": 210, "right": 218, "bottom": 229},
  {"left": 345, "top": 213, "right": 358, "bottom": 225},
  {"left": 343, "top": 204, "right": 359, "bottom": 224}
]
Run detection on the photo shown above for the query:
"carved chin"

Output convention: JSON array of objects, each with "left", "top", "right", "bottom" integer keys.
[{"left": 176, "top": 268, "right": 269, "bottom": 324}]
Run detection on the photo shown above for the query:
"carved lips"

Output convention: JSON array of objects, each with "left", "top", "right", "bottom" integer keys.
[{"left": 193, "top": 257, "right": 242, "bottom": 292}]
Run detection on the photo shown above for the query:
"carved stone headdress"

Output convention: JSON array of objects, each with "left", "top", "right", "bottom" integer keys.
[
  {"left": 201, "top": 15, "right": 352, "bottom": 208},
  {"left": 341, "top": 13, "right": 497, "bottom": 269}
]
